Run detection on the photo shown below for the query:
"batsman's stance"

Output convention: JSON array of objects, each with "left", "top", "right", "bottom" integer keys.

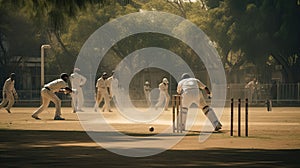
[
  {"left": 0, "top": 73, "right": 18, "bottom": 113},
  {"left": 177, "top": 73, "right": 222, "bottom": 131},
  {"left": 32, "top": 73, "right": 73, "bottom": 120}
]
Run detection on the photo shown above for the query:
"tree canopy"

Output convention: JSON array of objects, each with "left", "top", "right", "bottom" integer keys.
[{"left": 1, "top": 0, "right": 299, "bottom": 84}]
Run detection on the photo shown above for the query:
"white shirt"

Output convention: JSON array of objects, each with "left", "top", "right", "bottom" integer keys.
[
  {"left": 159, "top": 82, "right": 168, "bottom": 94},
  {"left": 106, "top": 76, "right": 118, "bottom": 96},
  {"left": 3, "top": 78, "right": 16, "bottom": 94},
  {"left": 70, "top": 72, "right": 87, "bottom": 88},
  {"left": 96, "top": 77, "right": 107, "bottom": 93},
  {"left": 245, "top": 80, "right": 256, "bottom": 90},
  {"left": 177, "top": 78, "right": 206, "bottom": 94},
  {"left": 144, "top": 85, "right": 151, "bottom": 93},
  {"left": 44, "top": 79, "right": 68, "bottom": 93}
]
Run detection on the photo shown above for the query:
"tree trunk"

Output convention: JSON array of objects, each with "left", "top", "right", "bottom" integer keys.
[{"left": 272, "top": 53, "right": 294, "bottom": 82}]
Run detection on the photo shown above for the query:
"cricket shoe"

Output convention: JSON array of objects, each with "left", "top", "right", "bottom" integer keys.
[
  {"left": 54, "top": 116, "right": 65, "bottom": 120},
  {"left": 5, "top": 108, "right": 11, "bottom": 113},
  {"left": 32, "top": 115, "right": 41, "bottom": 120},
  {"left": 214, "top": 122, "right": 222, "bottom": 131}
]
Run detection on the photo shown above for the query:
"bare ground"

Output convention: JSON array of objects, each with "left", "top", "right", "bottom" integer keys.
[{"left": 0, "top": 106, "right": 299, "bottom": 167}]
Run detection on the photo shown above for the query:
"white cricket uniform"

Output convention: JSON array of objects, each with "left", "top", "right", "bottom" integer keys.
[
  {"left": 32, "top": 79, "right": 68, "bottom": 118},
  {"left": 155, "top": 82, "right": 170, "bottom": 110},
  {"left": 111, "top": 77, "right": 118, "bottom": 97},
  {"left": 106, "top": 76, "right": 118, "bottom": 109},
  {"left": 177, "top": 77, "right": 221, "bottom": 130},
  {"left": 106, "top": 76, "right": 118, "bottom": 97},
  {"left": 245, "top": 80, "right": 256, "bottom": 103},
  {"left": 70, "top": 72, "right": 87, "bottom": 111},
  {"left": 177, "top": 78, "right": 207, "bottom": 109},
  {"left": 144, "top": 85, "right": 151, "bottom": 106},
  {"left": 0, "top": 78, "right": 17, "bottom": 111},
  {"left": 94, "top": 77, "right": 111, "bottom": 112}
]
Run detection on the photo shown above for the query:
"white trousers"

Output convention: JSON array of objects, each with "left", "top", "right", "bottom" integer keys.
[
  {"left": 0, "top": 92, "right": 15, "bottom": 110},
  {"left": 32, "top": 88, "right": 61, "bottom": 117},
  {"left": 94, "top": 90, "right": 111, "bottom": 111},
  {"left": 155, "top": 92, "right": 170, "bottom": 110},
  {"left": 181, "top": 90, "right": 207, "bottom": 109},
  {"left": 71, "top": 87, "right": 84, "bottom": 111},
  {"left": 144, "top": 91, "right": 151, "bottom": 106},
  {"left": 180, "top": 89, "right": 219, "bottom": 129}
]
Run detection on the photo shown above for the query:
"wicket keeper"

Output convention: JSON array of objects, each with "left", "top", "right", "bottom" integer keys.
[{"left": 32, "top": 73, "right": 73, "bottom": 120}]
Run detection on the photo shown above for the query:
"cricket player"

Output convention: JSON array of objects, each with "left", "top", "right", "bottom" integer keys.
[
  {"left": 144, "top": 81, "right": 151, "bottom": 106},
  {"left": 70, "top": 68, "right": 87, "bottom": 112},
  {"left": 177, "top": 73, "right": 222, "bottom": 131},
  {"left": 0, "top": 73, "right": 18, "bottom": 113},
  {"left": 245, "top": 78, "right": 257, "bottom": 104},
  {"left": 94, "top": 72, "right": 112, "bottom": 112},
  {"left": 155, "top": 78, "right": 170, "bottom": 111},
  {"left": 106, "top": 71, "right": 118, "bottom": 110},
  {"left": 32, "top": 73, "right": 73, "bottom": 120}
]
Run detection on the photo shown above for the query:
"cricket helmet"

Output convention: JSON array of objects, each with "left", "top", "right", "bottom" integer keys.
[
  {"left": 181, "top": 73, "right": 190, "bottom": 80},
  {"left": 60, "top": 73, "right": 69, "bottom": 81}
]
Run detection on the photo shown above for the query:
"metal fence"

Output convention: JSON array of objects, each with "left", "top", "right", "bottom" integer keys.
[
  {"left": 1, "top": 83, "right": 300, "bottom": 107},
  {"left": 226, "top": 83, "right": 300, "bottom": 106}
]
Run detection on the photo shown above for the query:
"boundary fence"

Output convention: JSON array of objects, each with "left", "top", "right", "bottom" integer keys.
[{"left": 1, "top": 83, "right": 299, "bottom": 107}]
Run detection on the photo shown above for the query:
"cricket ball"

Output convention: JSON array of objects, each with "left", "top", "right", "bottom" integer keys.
[{"left": 149, "top": 126, "right": 154, "bottom": 132}]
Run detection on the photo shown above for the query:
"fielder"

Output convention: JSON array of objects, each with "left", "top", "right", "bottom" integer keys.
[
  {"left": 0, "top": 73, "right": 18, "bottom": 113},
  {"left": 177, "top": 73, "right": 222, "bottom": 131},
  {"left": 245, "top": 78, "right": 257, "bottom": 104},
  {"left": 106, "top": 71, "right": 118, "bottom": 110},
  {"left": 32, "top": 73, "right": 73, "bottom": 120},
  {"left": 155, "top": 78, "right": 170, "bottom": 111},
  {"left": 94, "top": 72, "right": 112, "bottom": 112},
  {"left": 70, "top": 68, "right": 87, "bottom": 112},
  {"left": 144, "top": 81, "right": 151, "bottom": 106}
]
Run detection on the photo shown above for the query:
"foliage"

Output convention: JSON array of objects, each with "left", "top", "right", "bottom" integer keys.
[{"left": 0, "top": 0, "right": 299, "bottom": 85}]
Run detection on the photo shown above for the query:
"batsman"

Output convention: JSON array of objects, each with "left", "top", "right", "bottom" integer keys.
[{"left": 177, "top": 73, "right": 222, "bottom": 131}]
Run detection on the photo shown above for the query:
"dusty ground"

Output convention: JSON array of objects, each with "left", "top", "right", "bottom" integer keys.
[{"left": 0, "top": 106, "right": 299, "bottom": 167}]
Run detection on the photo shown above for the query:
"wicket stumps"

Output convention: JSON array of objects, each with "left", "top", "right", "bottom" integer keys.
[
  {"left": 172, "top": 95, "right": 183, "bottom": 133},
  {"left": 230, "top": 98, "right": 249, "bottom": 137}
]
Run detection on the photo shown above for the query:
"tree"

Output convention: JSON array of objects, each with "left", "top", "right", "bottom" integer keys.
[
  {"left": 0, "top": 6, "right": 43, "bottom": 85},
  {"left": 202, "top": 0, "right": 300, "bottom": 82}
]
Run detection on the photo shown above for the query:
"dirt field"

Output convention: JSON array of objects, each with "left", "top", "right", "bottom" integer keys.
[{"left": 0, "top": 106, "right": 300, "bottom": 167}]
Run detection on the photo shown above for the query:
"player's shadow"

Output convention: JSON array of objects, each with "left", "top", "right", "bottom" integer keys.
[
  {"left": 186, "top": 129, "right": 228, "bottom": 134},
  {"left": 120, "top": 130, "right": 228, "bottom": 137},
  {"left": 0, "top": 129, "right": 299, "bottom": 167}
]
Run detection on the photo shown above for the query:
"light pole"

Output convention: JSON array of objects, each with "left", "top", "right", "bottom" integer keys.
[{"left": 41, "top": 44, "right": 51, "bottom": 87}]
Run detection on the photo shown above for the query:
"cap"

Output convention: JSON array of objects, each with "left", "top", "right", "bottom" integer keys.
[{"left": 162, "top": 78, "right": 168, "bottom": 84}]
